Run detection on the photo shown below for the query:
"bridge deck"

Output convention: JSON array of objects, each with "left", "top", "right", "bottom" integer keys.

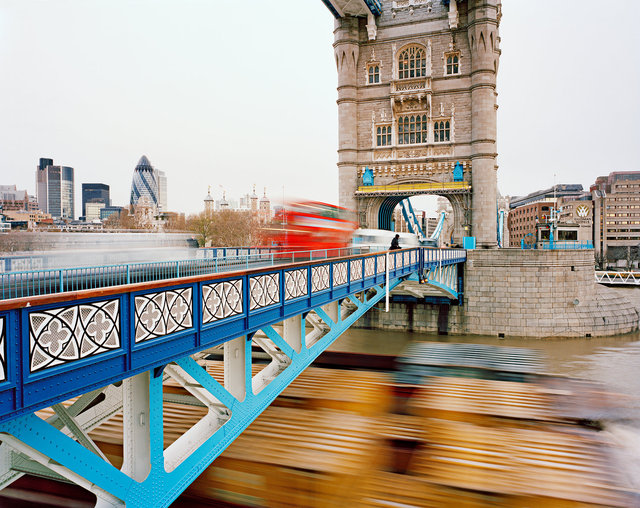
[{"left": 0, "top": 248, "right": 464, "bottom": 424}]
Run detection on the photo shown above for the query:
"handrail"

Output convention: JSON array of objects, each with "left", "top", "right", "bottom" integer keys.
[
  {"left": 0, "top": 247, "right": 466, "bottom": 304},
  {"left": 0, "top": 247, "right": 375, "bottom": 301}
]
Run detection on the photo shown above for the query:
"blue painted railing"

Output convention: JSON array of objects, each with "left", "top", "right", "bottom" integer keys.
[
  {"left": 0, "top": 247, "right": 372, "bottom": 300},
  {"left": 520, "top": 239, "right": 594, "bottom": 250},
  {"left": 541, "top": 241, "right": 594, "bottom": 250},
  {"left": 0, "top": 247, "right": 465, "bottom": 425}
]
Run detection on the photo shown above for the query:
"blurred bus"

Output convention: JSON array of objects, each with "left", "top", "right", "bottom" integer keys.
[{"left": 260, "top": 201, "right": 358, "bottom": 254}]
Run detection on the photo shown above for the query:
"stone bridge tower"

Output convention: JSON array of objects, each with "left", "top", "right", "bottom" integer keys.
[{"left": 329, "top": 0, "right": 501, "bottom": 247}]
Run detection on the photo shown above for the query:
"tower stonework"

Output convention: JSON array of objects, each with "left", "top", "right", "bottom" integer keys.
[
  {"left": 335, "top": 17, "right": 360, "bottom": 212},
  {"left": 332, "top": 0, "right": 501, "bottom": 247}
]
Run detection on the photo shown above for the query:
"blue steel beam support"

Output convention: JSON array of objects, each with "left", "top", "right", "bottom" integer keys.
[{"left": 400, "top": 199, "right": 425, "bottom": 239}]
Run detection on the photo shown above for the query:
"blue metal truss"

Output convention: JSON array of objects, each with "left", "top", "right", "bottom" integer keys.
[
  {"left": 423, "top": 264, "right": 460, "bottom": 299},
  {"left": 400, "top": 199, "right": 425, "bottom": 239}
]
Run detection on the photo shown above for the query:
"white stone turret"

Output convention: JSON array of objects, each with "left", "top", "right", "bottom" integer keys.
[{"left": 204, "top": 185, "right": 214, "bottom": 214}]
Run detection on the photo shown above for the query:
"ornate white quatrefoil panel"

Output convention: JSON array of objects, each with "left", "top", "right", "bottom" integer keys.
[
  {"left": 285, "top": 269, "right": 308, "bottom": 301},
  {"left": 29, "top": 300, "right": 120, "bottom": 372},
  {"left": 350, "top": 259, "right": 363, "bottom": 281},
  {"left": 134, "top": 288, "right": 193, "bottom": 343},
  {"left": 0, "top": 317, "right": 5, "bottom": 382},
  {"left": 250, "top": 273, "right": 280, "bottom": 310},
  {"left": 202, "top": 279, "right": 243, "bottom": 324},
  {"left": 312, "top": 265, "right": 330, "bottom": 292},
  {"left": 333, "top": 262, "right": 348, "bottom": 287},
  {"left": 364, "top": 257, "right": 375, "bottom": 278}
]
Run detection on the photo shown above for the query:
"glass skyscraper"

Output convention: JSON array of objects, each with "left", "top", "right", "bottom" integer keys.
[
  {"left": 130, "top": 155, "right": 158, "bottom": 208},
  {"left": 82, "top": 183, "right": 110, "bottom": 218},
  {"left": 130, "top": 155, "right": 167, "bottom": 211},
  {"left": 36, "top": 158, "right": 75, "bottom": 219}
]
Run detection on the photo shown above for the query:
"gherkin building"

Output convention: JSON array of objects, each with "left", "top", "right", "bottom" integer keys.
[{"left": 130, "top": 155, "right": 158, "bottom": 208}]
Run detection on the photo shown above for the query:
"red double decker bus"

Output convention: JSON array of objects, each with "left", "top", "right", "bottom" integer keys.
[{"left": 261, "top": 201, "right": 358, "bottom": 253}]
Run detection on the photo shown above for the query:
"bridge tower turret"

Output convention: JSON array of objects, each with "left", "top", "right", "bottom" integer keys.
[
  {"left": 334, "top": 17, "right": 360, "bottom": 211},
  {"left": 467, "top": 0, "right": 501, "bottom": 247}
]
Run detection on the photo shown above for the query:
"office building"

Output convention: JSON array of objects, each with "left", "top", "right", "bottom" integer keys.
[
  {"left": 82, "top": 183, "right": 110, "bottom": 218},
  {"left": 591, "top": 171, "right": 640, "bottom": 262},
  {"left": 156, "top": 170, "right": 167, "bottom": 212},
  {"left": 130, "top": 155, "right": 158, "bottom": 209},
  {"left": 508, "top": 201, "right": 555, "bottom": 246},
  {"left": 36, "top": 158, "right": 75, "bottom": 219},
  {"left": 0, "top": 185, "right": 38, "bottom": 212},
  {"left": 509, "top": 184, "right": 584, "bottom": 210},
  {"left": 85, "top": 202, "right": 106, "bottom": 221},
  {"left": 100, "top": 206, "right": 125, "bottom": 221}
]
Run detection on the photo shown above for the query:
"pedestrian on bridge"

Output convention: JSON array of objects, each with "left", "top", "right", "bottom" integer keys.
[{"left": 390, "top": 234, "right": 401, "bottom": 250}]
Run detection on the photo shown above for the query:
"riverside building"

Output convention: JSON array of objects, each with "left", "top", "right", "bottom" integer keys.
[
  {"left": 0, "top": 185, "right": 38, "bottom": 212},
  {"left": 591, "top": 171, "right": 640, "bottom": 263},
  {"left": 507, "top": 200, "right": 555, "bottom": 246}
]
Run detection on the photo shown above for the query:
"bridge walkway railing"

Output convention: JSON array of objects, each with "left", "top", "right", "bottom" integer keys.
[{"left": 0, "top": 247, "right": 372, "bottom": 301}]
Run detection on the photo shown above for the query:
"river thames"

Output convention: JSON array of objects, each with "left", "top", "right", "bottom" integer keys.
[{"left": 332, "top": 322, "right": 640, "bottom": 491}]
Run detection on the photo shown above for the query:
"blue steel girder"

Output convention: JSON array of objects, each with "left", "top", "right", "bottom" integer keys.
[
  {"left": 421, "top": 248, "right": 463, "bottom": 299},
  {"left": 400, "top": 199, "right": 425, "bottom": 239}
]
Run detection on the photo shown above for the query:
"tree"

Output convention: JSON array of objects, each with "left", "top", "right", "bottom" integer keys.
[
  {"left": 103, "top": 209, "right": 136, "bottom": 230},
  {"left": 594, "top": 251, "right": 605, "bottom": 270},
  {"left": 164, "top": 213, "right": 187, "bottom": 231},
  {"left": 188, "top": 211, "right": 216, "bottom": 247},
  {"left": 188, "top": 210, "right": 258, "bottom": 247}
]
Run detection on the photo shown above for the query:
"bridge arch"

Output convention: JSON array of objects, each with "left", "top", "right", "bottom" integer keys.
[{"left": 360, "top": 180, "right": 470, "bottom": 245}]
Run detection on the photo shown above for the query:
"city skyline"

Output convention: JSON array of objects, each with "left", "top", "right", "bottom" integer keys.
[{"left": 1, "top": 1, "right": 639, "bottom": 216}]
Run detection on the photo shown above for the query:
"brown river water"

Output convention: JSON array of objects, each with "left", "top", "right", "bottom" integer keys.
[{"left": 332, "top": 309, "right": 640, "bottom": 490}]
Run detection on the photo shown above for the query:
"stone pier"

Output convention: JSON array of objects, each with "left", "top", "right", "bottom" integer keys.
[{"left": 357, "top": 249, "right": 639, "bottom": 338}]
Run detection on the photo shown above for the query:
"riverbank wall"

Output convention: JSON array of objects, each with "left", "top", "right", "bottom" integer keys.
[{"left": 356, "top": 249, "right": 640, "bottom": 338}]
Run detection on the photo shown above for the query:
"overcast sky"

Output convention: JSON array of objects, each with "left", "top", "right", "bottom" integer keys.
[{"left": 1, "top": 1, "right": 639, "bottom": 216}]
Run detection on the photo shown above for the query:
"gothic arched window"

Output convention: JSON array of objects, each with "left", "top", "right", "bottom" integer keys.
[
  {"left": 445, "top": 52, "right": 460, "bottom": 75},
  {"left": 368, "top": 65, "right": 380, "bottom": 84},
  {"left": 398, "top": 115, "right": 428, "bottom": 144},
  {"left": 377, "top": 125, "right": 391, "bottom": 146},
  {"left": 434, "top": 120, "right": 451, "bottom": 142},
  {"left": 397, "top": 46, "right": 426, "bottom": 80}
]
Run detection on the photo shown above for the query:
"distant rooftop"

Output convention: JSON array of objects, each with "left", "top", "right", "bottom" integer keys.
[{"left": 509, "top": 184, "right": 584, "bottom": 210}]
